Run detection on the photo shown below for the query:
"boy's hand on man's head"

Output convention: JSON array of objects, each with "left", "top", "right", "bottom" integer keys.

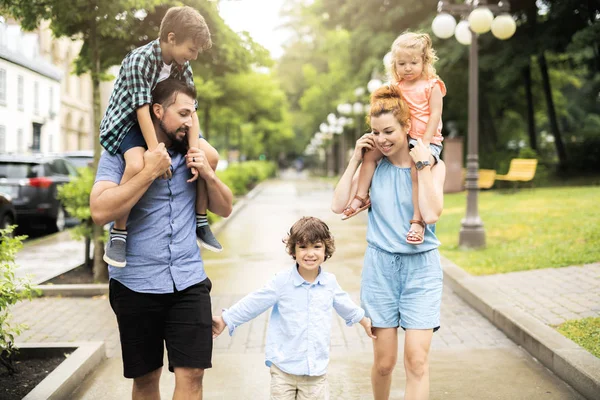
[
  {"left": 212, "top": 315, "right": 226, "bottom": 339},
  {"left": 360, "top": 317, "right": 377, "bottom": 339}
]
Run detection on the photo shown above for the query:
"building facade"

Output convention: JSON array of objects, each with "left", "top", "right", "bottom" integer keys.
[
  {"left": 37, "top": 20, "right": 94, "bottom": 151},
  {"left": 0, "top": 21, "right": 62, "bottom": 154}
]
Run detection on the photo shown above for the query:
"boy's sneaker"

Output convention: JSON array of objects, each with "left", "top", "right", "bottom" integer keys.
[
  {"left": 196, "top": 225, "right": 223, "bottom": 252},
  {"left": 103, "top": 235, "right": 127, "bottom": 267}
]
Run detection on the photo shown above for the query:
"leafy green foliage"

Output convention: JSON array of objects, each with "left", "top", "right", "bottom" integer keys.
[
  {"left": 57, "top": 168, "right": 95, "bottom": 242},
  {"left": 0, "top": 227, "right": 37, "bottom": 374},
  {"left": 278, "top": 0, "right": 600, "bottom": 173},
  {"left": 217, "top": 161, "right": 277, "bottom": 197}
]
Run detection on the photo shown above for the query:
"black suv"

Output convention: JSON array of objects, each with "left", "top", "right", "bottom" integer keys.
[{"left": 0, "top": 154, "right": 78, "bottom": 232}]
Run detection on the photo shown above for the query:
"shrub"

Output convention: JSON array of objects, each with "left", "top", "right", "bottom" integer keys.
[
  {"left": 216, "top": 160, "right": 277, "bottom": 196},
  {"left": 0, "top": 226, "right": 36, "bottom": 374},
  {"left": 57, "top": 167, "right": 95, "bottom": 242}
]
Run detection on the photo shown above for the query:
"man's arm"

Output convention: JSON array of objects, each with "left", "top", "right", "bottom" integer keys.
[
  {"left": 186, "top": 147, "right": 233, "bottom": 218},
  {"left": 90, "top": 144, "right": 171, "bottom": 226}
]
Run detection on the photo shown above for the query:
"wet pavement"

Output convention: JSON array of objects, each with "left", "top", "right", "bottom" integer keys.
[
  {"left": 15, "top": 230, "right": 86, "bottom": 284},
  {"left": 14, "top": 173, "right": 585, "bottom": 399}
]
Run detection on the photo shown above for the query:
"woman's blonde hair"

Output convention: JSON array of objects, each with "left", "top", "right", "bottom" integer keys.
[
  {"left": 389, "top": 31, "right": 438, "bottom": 83},
  {"left": 367, "top": 84, "right": 411, "bottom": 128}
]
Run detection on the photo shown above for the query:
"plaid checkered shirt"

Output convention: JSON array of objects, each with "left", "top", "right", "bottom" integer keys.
[{"left": 99, "top": 39, "right": 195, "bottom": 155}]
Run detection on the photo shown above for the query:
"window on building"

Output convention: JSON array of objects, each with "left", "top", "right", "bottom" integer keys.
[
  {"left": 0, "top": 126, "right": 5, "bottom": 154},
  {"left": 0, "top": 69, "right": 6, "bottom": 105},
  {"left": 49, "top": 87, "right": 54, "bottom": 115},
  {"left": 34, "top": 81, "right": 39, "bottom": 115},
  {"left": 17, "top": 128, "right": 23, "bottom": 153},
  {"left": 17, "top": 75, "right": 24, "bottom": 110}
]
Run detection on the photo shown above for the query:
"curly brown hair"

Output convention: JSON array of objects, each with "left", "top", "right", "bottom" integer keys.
[{"left": 283, "top": 217, "right": 335, "bottom": 261}]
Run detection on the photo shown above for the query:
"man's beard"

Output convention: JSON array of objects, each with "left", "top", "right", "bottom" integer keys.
[{"left": 159, "top": 119, "right": 189, "bottom": 155}]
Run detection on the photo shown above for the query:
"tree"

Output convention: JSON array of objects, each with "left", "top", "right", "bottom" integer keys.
[
  {"left": 0, "top": 227, "right": 36, "bottom": 374},
  {"left": 0, "top": 0, "right": 161, "bottom": 281}
]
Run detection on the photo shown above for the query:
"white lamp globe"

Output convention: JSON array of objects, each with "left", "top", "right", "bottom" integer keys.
[
  {"left": 383, "top": 52, "right": 393, "bottom": 70},
  {"left": 327, "top": 113, "right": 336, "bottom": 125},
  {"left": 353, "top": 102, "right": 364, "bottom": 114},
  {"left": 432, "top": 13, "right": 456, "bottom": 39},
  {"left": 367, "top": 78, "right": 383, "bottom": 93},
  {"left": 468, "top": 7, "right": 494, "bottom": 34},
  {"left": 337, "top": 103, "right": 352, "bottom": 115},
  {"left": 491, "top": 14, "right": 517, "bottom": 40},
  {"left": 455, "top": 20, "right": 472, "bottom": 45}
]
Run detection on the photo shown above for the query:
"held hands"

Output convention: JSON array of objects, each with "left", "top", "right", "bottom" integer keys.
[
  {"left": 360, "top": 317, "right": 377, "bottom": 339},
  {"left": 352, "top": 133, "right": 375, "bottom": 162},
  {"left": 186, "top": 147, "right": 212, "bottom": 182},
  {"left": 143, "top": 143, "right": 172, "bottom": 180},
  {"left": 409, "top": 138, "right": 432, "bottom": 166},
  {"left": 212, "top": 315, "right": 226, "bottom": 339}
]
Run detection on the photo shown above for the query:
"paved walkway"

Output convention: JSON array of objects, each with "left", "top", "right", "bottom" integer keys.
[
  {"left": 12, "top": 175, "right": 586, "bottom": 399},
  {"left": 476, "top": 263, "right": 600, "bottom": 326},
  {"left": 15, "top": 230, "right": 86, "bottom": 284}
]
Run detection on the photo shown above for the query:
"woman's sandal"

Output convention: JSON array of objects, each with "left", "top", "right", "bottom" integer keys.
[
  {"left": 341, "top": 194, "right": 371, "bottom": 220},
  {"left": 406, "top": 219, "right": 426, "bottom": 245}
]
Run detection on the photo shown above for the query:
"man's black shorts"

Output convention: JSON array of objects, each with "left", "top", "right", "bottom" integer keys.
[{"left": 109, "top": 278, "right": 213, "bottom": 379}]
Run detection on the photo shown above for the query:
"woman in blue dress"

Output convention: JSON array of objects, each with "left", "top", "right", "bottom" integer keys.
[{"left": 331, "top": 84, "right": 446, "bottom": 399}]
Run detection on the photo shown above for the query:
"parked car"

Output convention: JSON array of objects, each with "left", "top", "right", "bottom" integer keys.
[
  {"left": 0, "top": 193, "right": 17, "bottom": 233},
  {"left": 61, "top": 150, "right": 94, "bottom": 169},
  {"left": 0, "top": 154, "right": 79, "bottom": 233}
]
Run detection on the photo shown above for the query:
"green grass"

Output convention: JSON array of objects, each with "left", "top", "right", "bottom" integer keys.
[
  {"left": 556, "top": 318, "right": 600, "bottom": 358},
  {"left": 436, "top": 186, "right": 600, "bottom": 275}
]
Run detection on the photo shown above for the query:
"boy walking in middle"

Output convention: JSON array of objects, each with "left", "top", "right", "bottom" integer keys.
[{"left": 212, "top": 217, "right": 376, "bottom": 399}]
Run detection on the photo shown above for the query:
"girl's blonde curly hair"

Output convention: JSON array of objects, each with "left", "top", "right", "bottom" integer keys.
[{"left": 388, "top": 31, "right": 439, "bottom": 84}]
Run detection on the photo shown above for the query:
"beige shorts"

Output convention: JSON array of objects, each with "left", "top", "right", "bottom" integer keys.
[{"left": 270, "top": 364, "right": 329, "bottom": 400}]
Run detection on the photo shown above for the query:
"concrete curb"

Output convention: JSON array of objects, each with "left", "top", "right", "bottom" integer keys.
[
  {"left": 18, "top": 341, "right": 106, "bottom": 400},
  {"left": 34, "top": 283, "right": 109, "bottom": 297},
  {"left": 441, "top": 257, "right": 600, "bottom": 400}
]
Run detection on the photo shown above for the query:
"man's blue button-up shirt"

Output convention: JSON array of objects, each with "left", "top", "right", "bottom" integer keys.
[
  {"left": 222, "top": 265, "right": 365, "bottom": 376},
  {"left": 95, "top": 149, "right": 206, "bottom": 293}
]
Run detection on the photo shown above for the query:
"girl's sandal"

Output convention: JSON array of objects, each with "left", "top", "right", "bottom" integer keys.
[
  {"left": 341, "top": 195, "right": 371, "bottom": 220},
  {"left": 406, "top": 219, "right": 426, "bottom": 245}
]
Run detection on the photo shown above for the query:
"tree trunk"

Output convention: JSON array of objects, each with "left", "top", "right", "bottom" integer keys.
[
  {"left": 203, "top": 105, "right": 211, "bottom": 141},
  {"left": 523, "top": 63, "right": 537, "bottom": 150},
  {"left": 90, "top": 8, "right": 108, "bottom": 282},
  {"left": 480, "top": 91, "right": 498, "bottom": 153},
  {"left": 538, "top": 52, "right": 567, "bottom": 168}
]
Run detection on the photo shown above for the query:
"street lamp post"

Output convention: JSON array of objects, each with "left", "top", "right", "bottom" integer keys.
[{"left": 432, "top": 0, "right": 516, "bottom": 249}]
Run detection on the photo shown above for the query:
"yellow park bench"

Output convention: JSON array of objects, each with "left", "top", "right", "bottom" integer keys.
[
  {"left": 462, "top": 168, "right": 497, "bottom": 189},
  {"left": 495, "top": 158, "right": 538, "bottom": 182}
]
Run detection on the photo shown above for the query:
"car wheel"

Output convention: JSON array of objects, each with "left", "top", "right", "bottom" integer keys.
[
  {"left": 0, "top": 213, "right": 14, "bottom": 237},
  {"left": 55, "top": 207, "right": 66, "bottom": 232},
  {"left": 47, "top": 207, "right": 66, "bottom": 233}
]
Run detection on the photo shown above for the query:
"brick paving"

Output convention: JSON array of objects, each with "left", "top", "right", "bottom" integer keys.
[
  {"left": 13, "top": 287, "right": 514, "bottom": 360},
  {"left": 10, "top": 176, "right": 589, "bottom": 399},
  {"left": 476, "top": 263, "right": 600, "bottom": 326}
]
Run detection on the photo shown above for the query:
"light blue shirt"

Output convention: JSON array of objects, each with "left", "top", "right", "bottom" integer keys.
[
  {"left": 95, "top": 149, "right": 206, "bottom": 294},
  {"left": 222, "top": 265, "right": 365, "bottom": 376}
]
